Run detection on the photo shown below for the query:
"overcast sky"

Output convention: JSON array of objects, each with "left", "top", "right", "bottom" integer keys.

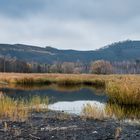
[{"left": 0, "top": 0, "right": 140, "bottom": 50}]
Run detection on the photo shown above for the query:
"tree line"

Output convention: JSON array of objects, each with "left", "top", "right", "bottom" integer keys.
[{"left": 0, "top": 56, "right": 140, "bottom": 74}]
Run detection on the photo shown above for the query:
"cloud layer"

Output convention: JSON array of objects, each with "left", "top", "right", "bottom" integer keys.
[{"left": 0, "top": 0, "right": 140, "bottom": 50}]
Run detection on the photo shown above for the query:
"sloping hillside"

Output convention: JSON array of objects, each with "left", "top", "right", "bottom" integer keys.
[{"left": 0, "top": 40, "right": 140, "bottom": 63}]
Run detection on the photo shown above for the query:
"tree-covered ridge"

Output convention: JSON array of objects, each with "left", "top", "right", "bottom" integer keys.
[{"left": 0, "top": 40, "right": 140, "bottom": 64}]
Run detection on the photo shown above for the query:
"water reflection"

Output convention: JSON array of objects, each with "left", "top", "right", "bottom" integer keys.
[
  {"left": 0, "top": 84, "right": 139, "bottom": 122},
  {"left": 0, "top": 85, "right": 107, "bottom": 104},
  {"left": 0, "top": 84, "right": 105, "bottom": 93},
  {"left": 49, "top": 101, "right": 140, "bottom": 122},
  {"left": 49, "top": 100, "right": 105, "bottom": 115}
]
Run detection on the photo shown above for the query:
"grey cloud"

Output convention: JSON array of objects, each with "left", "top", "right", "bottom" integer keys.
[
  {"left": 0, "top": 0, "right": 139, "bottom": 50},
  {"left": 0, "top": 0, "right": 140, "bottom": 22},
  {"left": 0, "top": 0, "right": 46, "bottom": 18}
]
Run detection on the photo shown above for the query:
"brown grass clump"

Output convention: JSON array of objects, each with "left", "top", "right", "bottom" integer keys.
[
  {"left": 1, "top": 73, "right": 140, "bottom": 105},
  {"left": 106, "top": 76, "right": 140, "bottom": 105},
  {"left": 105, "top": 103, "right": 140, "bottom": 120},
  {"left": 29, "top": 95, "right": 49, "bottom": 112},
  {"left": 81, "top": 103, "right": 106, "bottom": 120},
  {"left": 82, "top": 102, "right": 140, "bottom": 120},
  {"left": 0, "top": 73, "right": 106, "bottom": 87},
  {"left": 55, "top": 112, "right": 71, "bottom": 120},
  {"left": 0, "top": 92, "right": 28, "bottom": 121},
  {"left": 0, "top": 92, "right": 49, "bottom": 121}
]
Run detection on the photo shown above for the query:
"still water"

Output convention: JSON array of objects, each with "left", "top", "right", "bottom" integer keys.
[{"left": 0, "top": 84, "right": 139, "bottom": 122}]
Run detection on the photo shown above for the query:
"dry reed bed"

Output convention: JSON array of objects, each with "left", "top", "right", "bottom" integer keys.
[
  {"left": 0, "top": 73, "right": 132, "bottom": 86},
  {"left": 0, "top": 92, "right": 48, "bottom": 122},
  {"left": 81, "top": 103, "right": 106, "bottom": 120},
  {"left": 105, "top": 103, "right": 140, "bottom": 120},
  {"left": 106, "top": 76, "right": 140, "bottom": 105},
  {"left": 82, "top": 103, "right": 140, "bottom": 120},
  {"left": 0, "top": 73, "right": 140, "bottom": 105},
  {"left": 0, "top": 73, "right": 107, "bottom": 87}
]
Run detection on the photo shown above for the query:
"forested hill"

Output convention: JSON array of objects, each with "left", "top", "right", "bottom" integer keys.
[{"left": 0, "top": 40, "right": 140, "bottom": 63}]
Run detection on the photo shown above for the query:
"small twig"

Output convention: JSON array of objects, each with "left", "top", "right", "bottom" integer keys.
[{"left": 29, "top": 134, "right": 40, "bottom": 140}]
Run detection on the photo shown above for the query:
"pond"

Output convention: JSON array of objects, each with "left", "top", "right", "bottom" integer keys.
[{"left": 0, "top": 84, "right": 139, "bottom": 122}]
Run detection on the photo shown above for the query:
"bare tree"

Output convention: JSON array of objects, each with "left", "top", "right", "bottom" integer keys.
[
  {"left": 61, "top": 62, "right": 75, "bottom": 73},
  {"left": 90, "top": 60, "right": 113, "bottom": 74}
]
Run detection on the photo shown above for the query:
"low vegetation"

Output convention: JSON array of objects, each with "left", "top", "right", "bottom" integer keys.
[
  {"left": 82, "top": 75, "right": 140, "bottom": 119},
  {"left": 55, "top": 112, "right": 71, "bottom": 121},
  {"left": 0, "top": 92, "right": 48, "bottom": 121},
  {"left": 106, "top": 76, "right": 140, "bottom": 105},
  {"left": 0, "top": 73, "right": 106, "bottom": 88},
  {"left": 81, "top": 103, "right": 106, "bottom": 120},
  {"left": 0, "top": 73, "right": 140, "bottom": 105},
  {"left": 82, "top": 102, "right": 140, "bottom": 120},
  {"left": 29, "top": 95, "right": 49, "bottom": 112},
  {"left": 105, "top": 103, "right": 140, "bottom": 120}
]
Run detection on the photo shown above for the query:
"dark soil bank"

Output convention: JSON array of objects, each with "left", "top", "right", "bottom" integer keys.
[{"left": 0, "top": 111, "right": 139, "bottom": 140}]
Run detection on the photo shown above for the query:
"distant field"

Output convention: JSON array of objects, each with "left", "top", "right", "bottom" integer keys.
[
  {"left": 0, "top": 73, "right": 108, "bottom": 86},
  {"left": 0, "top": 73, "right": 140, "bottom": 83}
]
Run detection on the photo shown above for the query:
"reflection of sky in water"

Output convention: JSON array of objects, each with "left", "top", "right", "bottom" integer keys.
[
  {"left": 48, "top": 101, "right": 140, "bottom": 125},
  {"left": 48, "top": 100, "right": 105, "bottom": 115}
]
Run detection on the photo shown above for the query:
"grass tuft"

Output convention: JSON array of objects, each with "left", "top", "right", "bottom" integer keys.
[
  {"left": 0, "top": 92, "right": 49, "bottom": 121},
  {"left": 105, "top": 103, "right": 140, "bottom": 120},
  {"left": 81, "top": 103, "right": 106, "bottom": 120},
  {"left": 106, "top": 80, "right": 140, "bottom": 105}
]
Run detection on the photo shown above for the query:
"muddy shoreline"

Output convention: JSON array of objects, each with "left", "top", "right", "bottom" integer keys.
[{"left": 0, "top": 111, "right": 139, "bottom": 140}]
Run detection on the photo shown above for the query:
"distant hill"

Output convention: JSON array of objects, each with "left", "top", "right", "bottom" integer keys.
[{"left": 0, "top": 40, "right": 140, "bottom": 63}]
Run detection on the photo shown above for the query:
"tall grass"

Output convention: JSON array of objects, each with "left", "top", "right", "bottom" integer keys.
[
  {"left": 14, "top": 77, "right": 106, "bottom": 88},
  {"left": 14, "top": 77, "right": 54, "bottom": 85},
  {"left": 29, "top": 95, "right": 49, "bottom": 112},
  {"left": 0, "top": 92, "right": 49, "bottom": 121},
  {"left": 81, "top": 103, "right": 106, "bottom": 120},
  {"left": 1, "top": 73, "right": 140, "bottom": 105},
  {"left": 82, "top": 102, "right": 140, "bottom": 120},
  {"left": 105, "top": 103, "right": 140, "bottom": 120},
  {"left": 0, "top": 73, "right": 106, "bottom": 87},
  {"left": 106, "top": 78, "right": 140, "bottom": 105}
]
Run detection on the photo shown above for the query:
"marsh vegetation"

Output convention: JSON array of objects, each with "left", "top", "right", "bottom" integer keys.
[
  {"left": 0, "top": 73, "right": 140, "bottom": 122},
  {"left": 0, "top": 73, "right": 140, "bottom": 104},
  {"left": 0, "top": 92, "right": 48, "bottom": 121},
  {"left": 82, "top": 102, "right": 140, "bottom": 121}
]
